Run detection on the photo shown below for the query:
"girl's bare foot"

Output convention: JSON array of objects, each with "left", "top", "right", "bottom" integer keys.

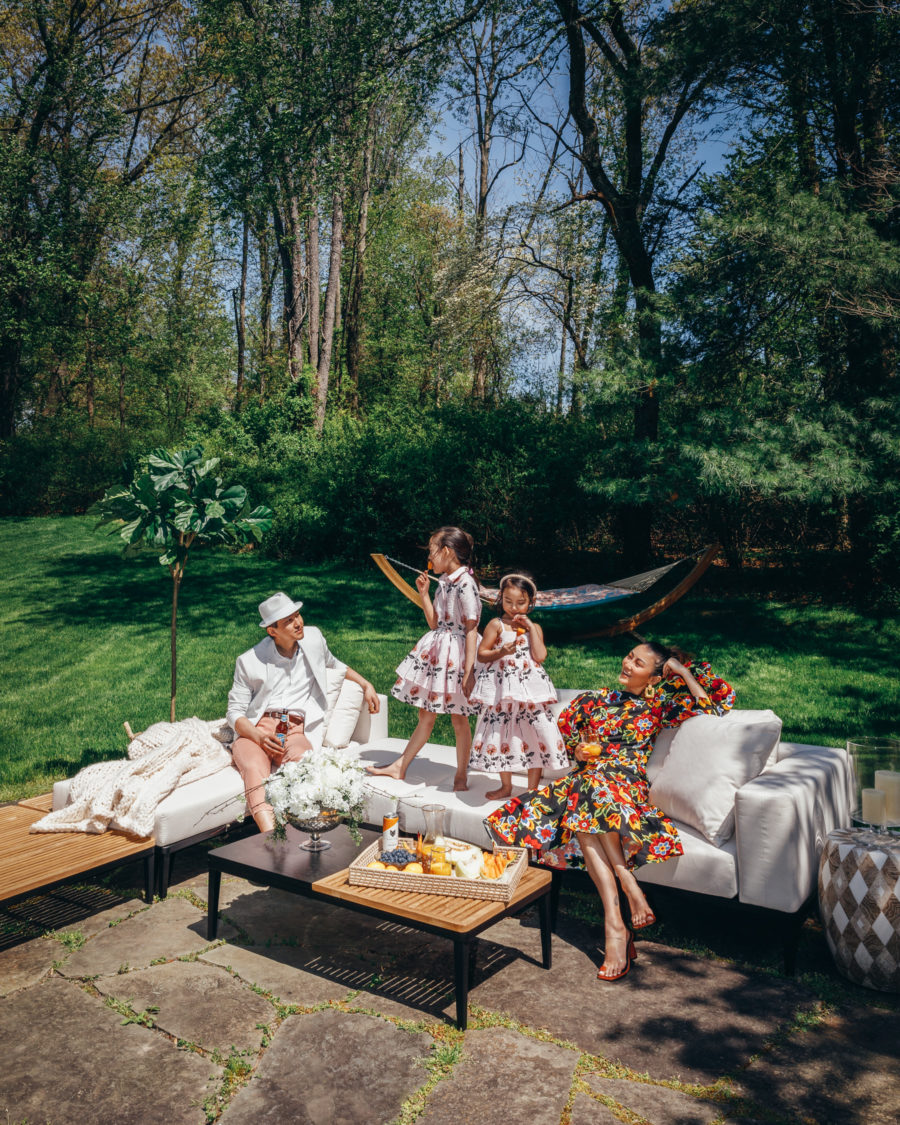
[
  {"left": 485, "top": 785, "right": 512, "bottom": 801},
  {"left": 453, "top": 774, "right": 469, "bottom": 791},
  {"left": 366, "top": 761, "right": 406, "bottom": 780}
]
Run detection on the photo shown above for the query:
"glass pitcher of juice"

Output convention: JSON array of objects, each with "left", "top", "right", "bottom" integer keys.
[{"left": 420, "top": 804, "right": 445, "bottom": 871}]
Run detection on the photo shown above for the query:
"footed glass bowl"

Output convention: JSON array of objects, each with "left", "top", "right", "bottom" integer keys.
[{"left": 285, "top": 810, "right": 343, "bottom": 851}]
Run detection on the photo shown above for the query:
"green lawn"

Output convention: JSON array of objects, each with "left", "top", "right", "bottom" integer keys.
[{"left": 1, "top": 516, "right": 897, "bottom": 800}]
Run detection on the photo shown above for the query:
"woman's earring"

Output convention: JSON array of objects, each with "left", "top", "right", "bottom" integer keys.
[{"left": 643, "top": 683, "right": 657, "bottom": 701}]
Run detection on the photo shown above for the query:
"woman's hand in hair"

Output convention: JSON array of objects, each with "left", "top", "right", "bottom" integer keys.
[{"left": 662, "top": 656, "right": 689, "bottom": 681}]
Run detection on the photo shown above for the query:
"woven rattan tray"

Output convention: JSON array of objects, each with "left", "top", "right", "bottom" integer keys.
[{"left": 347, "top": 839, "right": 528, "bottom": 901}]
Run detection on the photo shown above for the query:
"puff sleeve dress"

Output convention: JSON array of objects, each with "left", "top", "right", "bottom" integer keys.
[
  {"left": 391, "top": 566, "right": 482, "bottom": 716},
  {"left": 486, "top": 662, "right": 735, "bottom": 870}
]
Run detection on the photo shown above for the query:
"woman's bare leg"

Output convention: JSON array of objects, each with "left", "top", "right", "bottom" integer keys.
[
  {"left": 597, "top": 832, "right": 655, "bottom": 928},
  {"left": 450, "top": 713, "right": 471, "bottom": 791},
  {"left": 577, "top": 832, "right": 632, "bottom": 978},
  {"left": 366, "top": 709, "right": 437, "bottom": 780}
]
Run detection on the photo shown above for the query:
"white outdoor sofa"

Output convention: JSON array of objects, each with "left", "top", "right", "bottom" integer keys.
[{"left": 51, "top": 685, "right": 852, "bottom": 960}]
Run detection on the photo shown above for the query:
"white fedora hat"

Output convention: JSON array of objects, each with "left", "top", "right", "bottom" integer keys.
[{"left": 258, "top": 591, "right": 304, "bottom": 628}]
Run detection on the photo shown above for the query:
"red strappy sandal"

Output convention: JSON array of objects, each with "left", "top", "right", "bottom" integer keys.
[
  {"left": 597, "top": 933, "right": 637, "bottom": 982},
  {"left": 631, "top": 910, "right": 657, "bottom": 932}
]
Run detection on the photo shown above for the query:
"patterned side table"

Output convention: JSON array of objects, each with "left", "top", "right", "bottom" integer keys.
[{"left": 818, "top": 827, "right": 900, "bottom": 993}]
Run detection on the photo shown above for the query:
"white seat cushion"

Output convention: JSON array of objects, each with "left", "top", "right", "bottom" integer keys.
[
  {"left": 358, "top": 738, "right": 523, "bottom": 848},
  {"left": 152, "top": 765, "right": 246, "bottom": 846},
  {"left": 52, "top": 766, "right": 246, "bottom": 847}
]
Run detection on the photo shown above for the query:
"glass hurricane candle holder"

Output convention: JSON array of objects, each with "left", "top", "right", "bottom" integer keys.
[{"left": 847, "top": 739, "right": 900, "bottom": 831}]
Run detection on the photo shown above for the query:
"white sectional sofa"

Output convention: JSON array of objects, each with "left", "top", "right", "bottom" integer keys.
[{"left": 51, "top": 685, "right": 852, "bottom": 943}]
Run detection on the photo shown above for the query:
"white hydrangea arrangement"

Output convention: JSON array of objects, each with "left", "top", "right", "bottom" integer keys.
[{"left": 264, "top": 746, "right": 367, "bottom": 844}]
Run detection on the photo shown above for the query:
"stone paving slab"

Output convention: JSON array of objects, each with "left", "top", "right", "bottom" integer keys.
[
  {"left": 468, "top": 917, "right": 815, "bottom": 1084},
  {"left": 94, "top": 959, "right": 274, "bottom": 1053},
  {"left": 201, "top": 941, "right": 371, "bottom": 1006},
  {"left": 569, "top": 1093, "right": 621, "bottom": 1125},
  {"left": 348, "top": 979, "right": 457, "bottom": 1024},
  {"left": 0, "top": 891, "right": 150, "bottom": 990},
  {"left": 219, "top": 882, "right": 448, "bottom": 963},
  {"left": 0, "top": 900, "right": 151, "bottom": 995},
  {"left": 208, "top": 903, "right": 546, "bottom": 1026},
  {"left": 60, "top": 894, "right": 147, "bottom": 936},
  {"left": 418, "top": 1027, "right": 577, "bottom": 1125},
  {"left": 0, "top": 934, "right": 60, "bottom": 996},
  {"left": 733, "top": 1003, "right": 900, "bottom": 1125},
  {"left": 220, "top": 1008, "right": 432, "bottom": 1124},
  {"left": 0, "top": 975, "right": 219, "bottom": 1125},
  {"left": 58, "top": 896, "right": 222, "bottom": 978},
  {"left": 583, "top": 1073, "right": 726, "bottom": 1124}
]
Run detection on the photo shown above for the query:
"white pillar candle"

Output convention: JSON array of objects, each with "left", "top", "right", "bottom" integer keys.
[
  {"left": 862, "top": 787, "right": 887, "bottom": 826},
  {"left": 874, "top": 770, "right": 900, "bottom": 821}
]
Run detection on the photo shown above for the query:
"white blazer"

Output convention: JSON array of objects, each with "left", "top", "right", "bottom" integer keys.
[{"left": 226, "top": 627, "right": 347, "bottom": 746}]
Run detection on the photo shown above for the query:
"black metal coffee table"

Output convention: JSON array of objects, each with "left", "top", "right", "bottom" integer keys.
[{"left": 206, "top": 825, "right": 553, "bottom": 1029}]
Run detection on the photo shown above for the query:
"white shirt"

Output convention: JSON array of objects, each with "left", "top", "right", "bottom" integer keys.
[
  {"left": 226, "top": 628, "right": 347, "bottom": 748},
  {"left": 266, "top": 644, "right": 312, "bottom": 716}
]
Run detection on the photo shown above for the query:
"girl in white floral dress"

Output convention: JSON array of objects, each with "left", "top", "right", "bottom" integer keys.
[
  {"left": 367, "top": 526, "right": 481, "bottom": 791},
  {"left": 469, "top": 574, "right": 567, "bottom": 800}
]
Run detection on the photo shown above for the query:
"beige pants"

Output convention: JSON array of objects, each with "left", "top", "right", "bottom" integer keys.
[{"left": 232, "top": 714, "right": 312, "bottom": 822}]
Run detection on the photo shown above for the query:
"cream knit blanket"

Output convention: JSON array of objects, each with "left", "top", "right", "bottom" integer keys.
[{"left": 30, "top": 717, "right": 234, "bottom": 838}]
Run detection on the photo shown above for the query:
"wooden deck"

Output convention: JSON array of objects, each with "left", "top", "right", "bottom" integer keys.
[
  {"left": 16, "top": 794, "right": 54, "bottom": 812},
  {"left": 0, "top": 804, "right": 155, "bottom": 904}
]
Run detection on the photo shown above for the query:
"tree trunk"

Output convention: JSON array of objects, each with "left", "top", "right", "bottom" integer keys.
[
  {"left": 235, "top": 216, "right": 248, "bottom": 400},
  {"left": 315, "top": 186, "right": 344, "bottom": 432},
  {"left": 85, "top": 311, "right": 95, "bottom": 427},
  {"left": 557, "top": 275, "right": 571, "bottom": 415},
  {"left": 170, "top": 571, "right": 181, "bottom": 723},
  {"left": 271, "top": 191, "right": 306, "bottom": 384},
  {"left": 0, "top": 341, "right": 18, "bottom": 439},
  {"left": 345, "top": 110, "right": 376, "bottom": 416},
  {"left": 118, "top": 362, "right": 126, "bottom": 430},
  {"left": 258, "top": 222, "right": 274, "bottom": 367},
  {"left": 307, "top": 201, "right": 321, "bottom": 373}
]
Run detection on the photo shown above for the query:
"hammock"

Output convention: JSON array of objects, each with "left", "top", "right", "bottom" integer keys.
[{"left": 370, "top": 544, "right": 721, "bottom": 639}]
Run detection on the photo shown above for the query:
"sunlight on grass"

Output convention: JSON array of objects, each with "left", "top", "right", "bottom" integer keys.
[{"left": 1, "top": 515, "right": 897, "bottom": 798}]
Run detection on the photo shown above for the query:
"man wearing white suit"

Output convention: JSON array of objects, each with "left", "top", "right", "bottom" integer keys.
[{"left": 227, "top": 591, "right": 380, "bottom": 832}]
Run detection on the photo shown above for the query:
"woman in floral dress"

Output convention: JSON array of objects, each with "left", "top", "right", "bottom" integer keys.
[{"left": 487, "top": 641, "right": 734, "bottom": 981}]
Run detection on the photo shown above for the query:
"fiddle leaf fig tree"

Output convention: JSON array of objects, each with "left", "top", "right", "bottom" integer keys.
[{"left": 91, "top": 445, "right": 274, "bottom": 721}]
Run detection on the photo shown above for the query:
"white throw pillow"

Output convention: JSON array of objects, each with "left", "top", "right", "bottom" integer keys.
[
  {"left": 323, "top": 677, "right": 365, "bottom": 748},
  {"left": 648, "top": 710, "right": 782, "bottom": 846}
]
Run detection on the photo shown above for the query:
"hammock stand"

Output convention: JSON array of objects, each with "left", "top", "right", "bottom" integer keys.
[{"left": 370, "top": 544, "right": 721, "bottom": 640}]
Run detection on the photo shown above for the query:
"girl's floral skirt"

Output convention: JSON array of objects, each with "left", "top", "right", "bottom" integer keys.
[
  {"left": 391, "top": 627, "right": 480, "bottom": 716},
  {"left": 469, "top": 703, "right": 569, "bottom": 773},
  {"left": 485, "top": 761, "right": 683, "bottom": 871}
]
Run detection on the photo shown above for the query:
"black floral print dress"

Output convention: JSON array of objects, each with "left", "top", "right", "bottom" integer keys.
[{"left": 486, "top": 662, "right": 735, "bottom": 870}]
